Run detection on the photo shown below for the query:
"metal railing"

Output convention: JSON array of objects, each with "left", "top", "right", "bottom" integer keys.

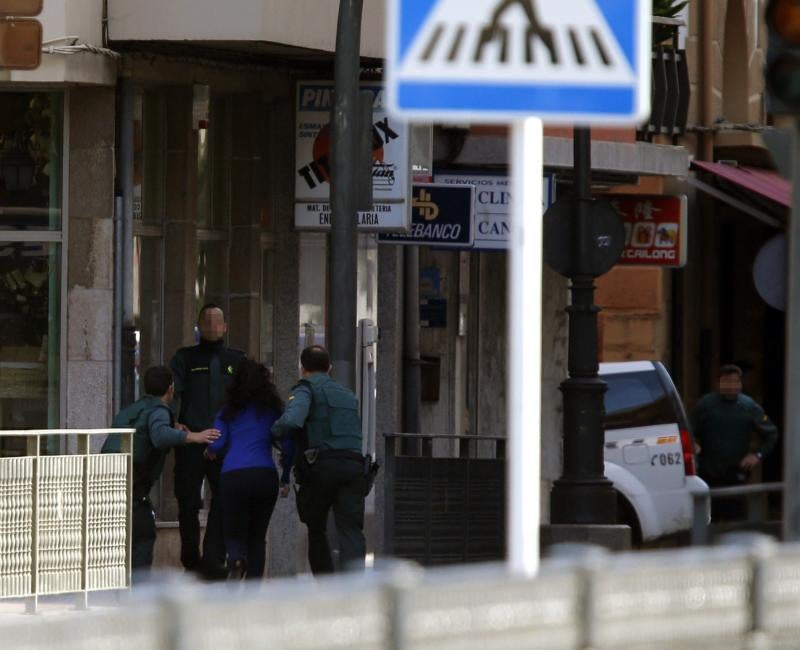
[
  {"left": 384, "top": 433, "right": 506, "bottom": 565},
  {"left": 8, "top": 538, "right": 800, "bottom": 649},
  {"left": 0, "top": 429, "right": 132, "bottom": 611},
  {"left": 692, "top": 482, "right": 783, "bottom": 545},
  {"left": 638, "top": 17, "right": 690, "bottom": 142}
]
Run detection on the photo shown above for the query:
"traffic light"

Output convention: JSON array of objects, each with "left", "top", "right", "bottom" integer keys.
[
  {"left": 766, "top": 0, "right": 800, "bottom": 113},
  {"left": 0, "top": 0, "right": 43, "bottom": 70}
]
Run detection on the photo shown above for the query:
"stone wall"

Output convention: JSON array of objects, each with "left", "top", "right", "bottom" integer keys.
[{"left": 65, "top": 87, "right": 116, "bottom": 433}]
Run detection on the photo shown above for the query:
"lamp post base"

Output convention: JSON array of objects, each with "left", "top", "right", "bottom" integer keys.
[
  {"left": 540, "top": 523, "right": 632, "bottom": 553},
  {"left": 550, "top": 477, "right": 618, "bottom": 525}
]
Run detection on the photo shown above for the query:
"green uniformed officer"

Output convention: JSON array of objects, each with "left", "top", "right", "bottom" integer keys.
[
  {"left": 169, "top": 304, "right": 244, "bottom": 578},
  {"left": 272, "top": 345, "right": 366, "bottom": 575},
  {"left": 692, "top": 364, "right": 778, "bottom": 519}
]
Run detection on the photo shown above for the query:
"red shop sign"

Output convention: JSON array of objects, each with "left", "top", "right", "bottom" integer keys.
[{"left": 610, "top": 195, "right": 688, "bottom": 268}]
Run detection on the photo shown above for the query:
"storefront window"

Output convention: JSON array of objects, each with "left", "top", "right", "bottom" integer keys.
[
  {"left": 0, "top": 90, "right": 63, "bottom": 451},
  {"left": 0, "top": 242, "right": 60, "bottom": 444},
  {"left": 0, "top": 93, "right": 63, "bottom": 231}
]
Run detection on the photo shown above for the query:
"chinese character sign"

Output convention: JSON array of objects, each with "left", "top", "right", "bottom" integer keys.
[{"left": 611, "top": 195, "right": 688, "bottom": 267}]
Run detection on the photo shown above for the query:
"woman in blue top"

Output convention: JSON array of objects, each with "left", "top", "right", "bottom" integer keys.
[{"left": 207, "top": 358, "right": 294, "bottom": 580}]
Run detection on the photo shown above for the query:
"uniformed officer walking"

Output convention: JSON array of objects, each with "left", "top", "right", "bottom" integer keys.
[
  {"left": 272, "top": 345, "right": 367, "bottom": 575},
  {"left": 692, "top": 363, "right": 778, "bottom": 519},
  {"left": 170, "top": 304, "right": 244, "bottom": 578}
]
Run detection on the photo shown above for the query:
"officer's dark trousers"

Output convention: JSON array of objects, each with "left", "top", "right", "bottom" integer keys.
[
  {"left": 174, "top": 444, "right": 225, "bottom": 576},
  {"left": 302, "top": 456, "right": 366, "bottom": 575},
  {"left": 132, "top": 497, "right": 156, "bottom": 583},
  {"left": 703, "top": 472, "right": 747, "bottom": 522},
  {"left": 220, "top": 467, "right": 279, "bottom": 579}
]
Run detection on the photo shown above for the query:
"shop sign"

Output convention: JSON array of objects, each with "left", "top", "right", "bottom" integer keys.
[
  {"left": 379, "top": 183, "right": 474, "bottom": 247},
  {"left": 294, "top": 81, "right": 410, "bottom": 232},
  {"left": 433, "top": 172, "right": 555, "bottom": 250},
  {"left": 611, "top": 195, "right": 688, "bottom": 267}
]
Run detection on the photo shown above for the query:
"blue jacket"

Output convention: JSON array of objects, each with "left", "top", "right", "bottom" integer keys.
[{"left": 210, "top": 405, "right": 294, "bottom": 483}]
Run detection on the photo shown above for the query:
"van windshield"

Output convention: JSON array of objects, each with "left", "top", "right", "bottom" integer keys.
[{"left": 603, "top": 371, "right": 676, "bottom": 430}]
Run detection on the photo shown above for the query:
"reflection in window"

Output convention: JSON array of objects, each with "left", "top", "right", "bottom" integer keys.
[
  {"left": 298, "top": 233, "right": 327, "bottom": 350},
  {"left": 133, "top": 236, "right": 163, "bottom": 399},
  {"left": 603, "top": 371, "right": 674, "bottom": 430},
  {"left": 358, "top": 234, "right": 378, "bottom": 325},
  {"left": 0, "top": 242, "right": 60, "bottom": 452},
  {"left": 196, "top": 239, "right": 228, "bottom": 316},
  {"left": 0, "top": 93, "right": 63, "bottom": 230},
  {"left": 261, "top": 249, "right": 274, "bottom": 367},
  {"left": 212, "top": 96, "right": 230, "bottom": 229},
  {"left": 197, "top": 126, "right": 211, "bottom": 227},
  {"left": 195, "top": 85, "right": 221, "bottom": 229},
  {"left": 134, "top": 90, "right": 165, "bottom": 223}
]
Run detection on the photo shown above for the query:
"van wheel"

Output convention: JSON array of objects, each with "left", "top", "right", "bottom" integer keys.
[{"left": 616, "top": 494, "right": 642, "bottom": 548}]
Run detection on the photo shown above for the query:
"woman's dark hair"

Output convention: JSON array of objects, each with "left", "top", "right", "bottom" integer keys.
[{"left": 221, "top": 358, "right": 283, "bottom": 421}]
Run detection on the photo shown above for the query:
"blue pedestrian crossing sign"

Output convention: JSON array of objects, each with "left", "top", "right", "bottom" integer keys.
[{"left": 386, "top": 0, "right": 651, "bottom": 124}]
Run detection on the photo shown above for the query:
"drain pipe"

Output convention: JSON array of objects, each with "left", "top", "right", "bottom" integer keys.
[
  {"left": 402, "top": 246, "right": 421, "bottom": 436},
  {"left": 113, "top": 194, "right": 122, "bottom": 412}
]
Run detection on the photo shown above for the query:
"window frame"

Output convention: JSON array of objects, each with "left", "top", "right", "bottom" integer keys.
[{"left": 0, "top": 88, "right": 68, "bottom": 438}]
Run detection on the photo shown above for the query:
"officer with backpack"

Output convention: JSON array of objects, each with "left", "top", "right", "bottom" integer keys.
[
  {"left": 103, "top": 366, "right": 220, "bottom": 578},
  {"left": 272, "top": 345, "right": 376, "bottom": 575}
]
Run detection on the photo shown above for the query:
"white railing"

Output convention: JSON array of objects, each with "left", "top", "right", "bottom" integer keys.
[
  {"left": 0, "top": 429, "right": 133, "bottom": 611},
  {"left": 7, "top": 537, "right": 800, "bottom": 649}
]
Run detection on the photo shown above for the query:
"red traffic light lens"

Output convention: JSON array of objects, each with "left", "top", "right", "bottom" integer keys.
[{"left": 770, "top": 0, "right": 800, "bottom": 43}]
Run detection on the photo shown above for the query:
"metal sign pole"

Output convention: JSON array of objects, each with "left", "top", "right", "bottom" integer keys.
[
  {"left": 508, "top": 117, "right": 543, "bottom": 576},
  {"left": 329, "top": 0, "right": 363, "bottom": 391}
]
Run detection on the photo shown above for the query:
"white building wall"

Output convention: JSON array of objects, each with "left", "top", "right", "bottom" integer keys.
[
  {"left": 107, "top": 0, "right": 387, "bottom": 58},
  {"left": 0, "top": 0, "right": 115, "bottom": 86}
]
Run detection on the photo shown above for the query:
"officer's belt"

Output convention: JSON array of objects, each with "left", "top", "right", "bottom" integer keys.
[{"left": 317, "top": 448, "right": 364, "bottom": 462}]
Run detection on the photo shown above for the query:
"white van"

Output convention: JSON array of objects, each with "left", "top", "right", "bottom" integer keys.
[{"left": 600, "top": 361, "right": 710, "bottom": 543}]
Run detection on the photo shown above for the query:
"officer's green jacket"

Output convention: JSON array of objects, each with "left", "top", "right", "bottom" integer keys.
[
  {"left": 169, "top": 339, "right": 244, "bottom": 431},
  {"left": 105, "top": 395, "right": 188, "bottom": 499},
  {"left": 272, "top": 372, "right": 362, "bottom": 452},
  {"left": 692, "top": 392, "right": 778, "bottom": 482}
]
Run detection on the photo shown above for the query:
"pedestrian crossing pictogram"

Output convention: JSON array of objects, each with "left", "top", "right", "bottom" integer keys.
[{"left": 386, "top": 0, "right": 651, "bottom": 124}]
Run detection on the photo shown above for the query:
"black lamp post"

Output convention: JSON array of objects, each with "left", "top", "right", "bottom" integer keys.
[{"left": 544, "top": 127, "right": 625, "bottom": 526}]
